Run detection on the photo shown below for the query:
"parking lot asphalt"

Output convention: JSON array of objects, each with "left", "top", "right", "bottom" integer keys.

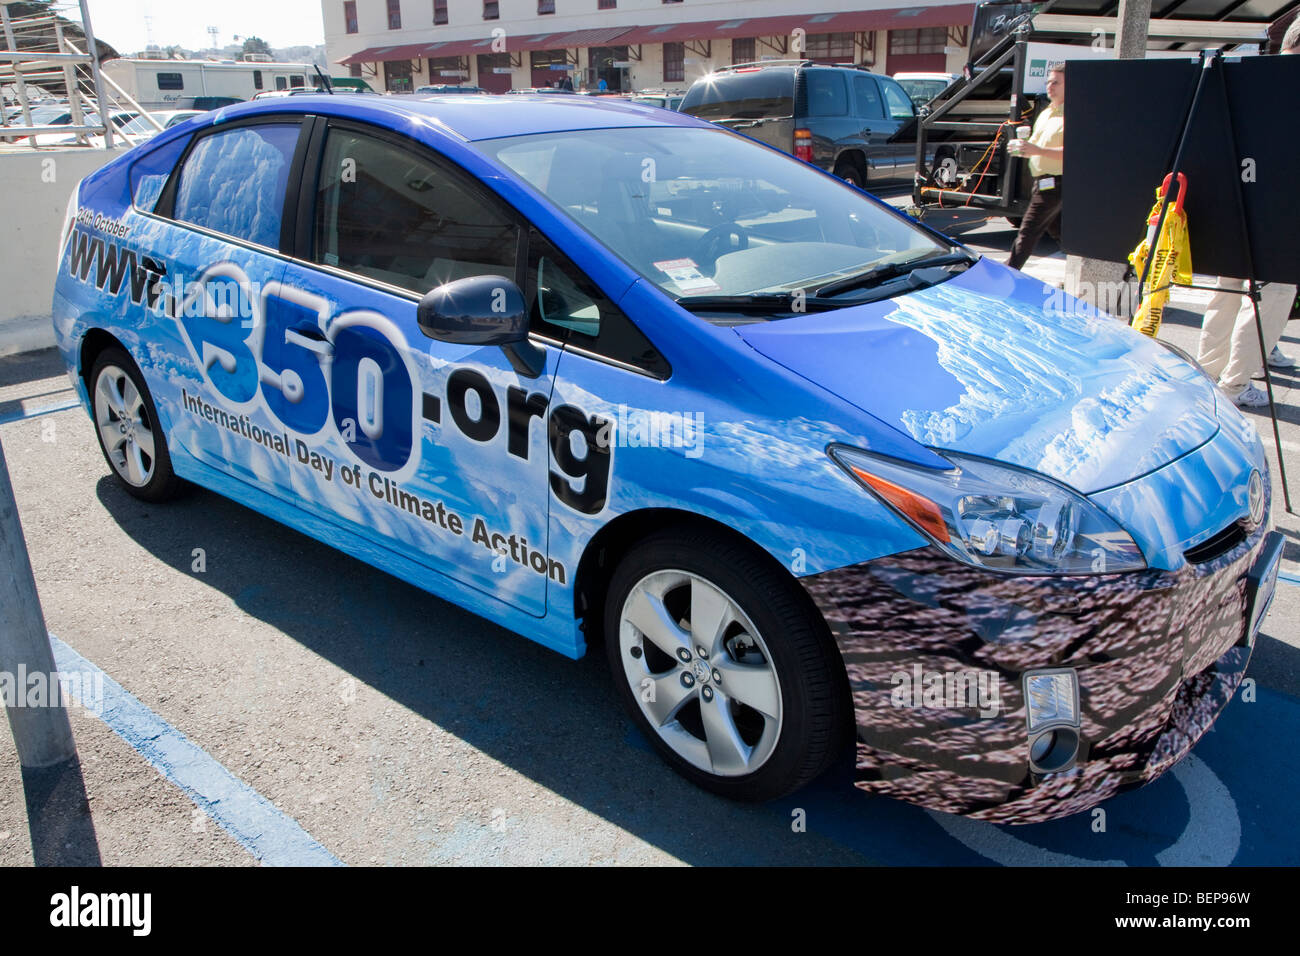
[{"left": 2, "top": 209, "right": 1297, "bottom": 867}]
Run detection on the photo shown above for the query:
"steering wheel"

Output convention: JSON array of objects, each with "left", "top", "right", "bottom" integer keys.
[{"left": 696, "top": 223, "right": 750, "bottom": 276}]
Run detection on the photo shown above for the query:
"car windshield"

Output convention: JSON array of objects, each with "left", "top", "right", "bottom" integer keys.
[{"left": 474, "top": 126, "right": 948, "bottom": 300}]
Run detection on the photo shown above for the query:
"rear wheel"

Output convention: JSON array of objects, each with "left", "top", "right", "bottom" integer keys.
[
  {"left": 89, "top": 347, "right": 184, "bottom": 502},
  {"left": 834, "top": 158, "right": 865, "bottom": 189},
  {"left": 604, "top": 527, "right": 849, "bottom": 801}
]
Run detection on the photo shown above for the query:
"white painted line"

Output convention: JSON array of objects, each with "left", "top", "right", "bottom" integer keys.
[
  {"left": 50, "top": 635, "right": 344, "bottom": 867},
  {"left": 0, "top": 397, "right": 80, "bottom": 426}
]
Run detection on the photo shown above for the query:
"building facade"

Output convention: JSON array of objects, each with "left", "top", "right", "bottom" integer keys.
[{"left": 324, "top": 0, "right": 976, "bottom": 94}]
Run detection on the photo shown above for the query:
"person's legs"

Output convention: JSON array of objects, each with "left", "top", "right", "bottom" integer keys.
[
  {"left": 1196, "top": 276, "right": 1247, "bottom": 381},
  {"left": 1219, "top": 282, "right": 1296, "bottom": 390},
  {"left": 1006, "top": 182, "right": 1062, "bottom": 271}
]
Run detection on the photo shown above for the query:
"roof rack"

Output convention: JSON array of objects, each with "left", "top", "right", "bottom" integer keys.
[
  {"left": 710, "top": 59, "right": 876, "bottom": 76},
  {"left": 711, "top": 59, "right": 812, "bottom": 74}
]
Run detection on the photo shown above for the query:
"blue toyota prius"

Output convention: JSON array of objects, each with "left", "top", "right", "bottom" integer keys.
[{"left": 53, "top": 94, "right": 1282, "bottom": 823}]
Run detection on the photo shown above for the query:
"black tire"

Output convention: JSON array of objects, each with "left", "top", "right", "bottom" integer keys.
[
  {"left": 603, "top": 527, "right": 850, "bottom": 801},
  {"left": 834, "top": 158, "right": 865, "bottom": 189},
  {"left": 88, "top": 346, "right": 184, "bottom": 502}
]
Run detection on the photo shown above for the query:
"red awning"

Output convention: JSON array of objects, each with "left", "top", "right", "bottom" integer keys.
[
  {"left": 337, "top": 42, "right": 429, "bottom": 65},
  {"left": 416, "top": 36, "right": 500, "bottom": 59}
]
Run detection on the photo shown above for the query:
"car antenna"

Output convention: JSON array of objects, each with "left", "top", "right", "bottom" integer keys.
[{"left": 314, "top": 65, "right": 333, "bottom": 94}]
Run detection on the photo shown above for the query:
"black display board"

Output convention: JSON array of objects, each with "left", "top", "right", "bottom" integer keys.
[{"left": 1062, "top": 54, "right": 1299, "bottom": 284}]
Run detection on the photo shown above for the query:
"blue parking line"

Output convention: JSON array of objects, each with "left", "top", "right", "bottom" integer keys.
[
  {"left": 1280, "top": 571, "right": 1300, "bottom": 586},
  {"left": 0, "top": 397, "right": 81, "bottom": 426},
  {"left": 49, "top": 635, "right": 344, "bottom": 867}
]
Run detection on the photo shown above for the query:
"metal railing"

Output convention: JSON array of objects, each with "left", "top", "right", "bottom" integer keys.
[{"left": 0, "top": 0, "right": 159, "bottom": 148}]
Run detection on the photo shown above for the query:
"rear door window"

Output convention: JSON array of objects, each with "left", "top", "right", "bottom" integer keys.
[
  {"left": 802, "top": 71, "right": 849, "bottom": 117},
  {"left": 680, "top": 70, "right": 795, "bottom": 120},
  {"left": 171, "top": 122, "right": 300, "bottom": 248}
]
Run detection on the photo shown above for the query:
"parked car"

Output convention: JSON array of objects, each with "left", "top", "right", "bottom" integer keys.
[
  {"left": 630, "top": 91, "right": 684, "bottom": 111},
  {"left": 894, "top": 72, "right": 960, "bottom": 110},
  {"left": 52, "top": 94, "right": 1281, "bottom": 822},
  {"left": 415, "top": 85, "right": 487, "bottom": 95},
  {"left": 12, "top": 108, "right": 139, "bottom": 146},
  {"left": 679, "top": 60, "right": 925, "bottom": 187}
]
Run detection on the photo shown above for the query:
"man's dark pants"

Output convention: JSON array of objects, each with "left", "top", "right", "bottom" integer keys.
[{"left": 1007, "top": 177, "right": 1063, "bottom": 270}]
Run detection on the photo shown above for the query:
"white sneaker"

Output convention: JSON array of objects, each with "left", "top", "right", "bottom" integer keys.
[
  {"left": 1227, "top": 384, "right": 1269, "bottom": 408},
  {"left": 1252, "top": 347, "right": 1297, "bottom": 378},
  {"left": 1269, "top": 345, "right": 1296, "bottom": 369}
]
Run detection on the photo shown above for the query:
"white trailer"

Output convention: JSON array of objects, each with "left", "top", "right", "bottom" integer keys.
[{"left": 102, "top": 58, "right": 316, "bottom": 110}]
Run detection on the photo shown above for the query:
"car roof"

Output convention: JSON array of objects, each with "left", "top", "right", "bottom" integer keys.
[{"left": 209, "top": 92, "right": 710, "bottom": 141}]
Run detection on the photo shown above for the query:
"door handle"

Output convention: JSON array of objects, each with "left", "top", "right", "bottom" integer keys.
[{"left": 285, "top": 326, "right": 333, "bottom": 356}]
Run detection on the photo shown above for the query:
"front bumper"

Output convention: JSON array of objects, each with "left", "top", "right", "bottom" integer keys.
[{"left": 801, "top": 520, "right": 1277, "bottom": 824}]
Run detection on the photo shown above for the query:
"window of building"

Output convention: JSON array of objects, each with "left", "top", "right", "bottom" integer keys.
[
  {"left": 429, "top": 55, "right": 465, "bottom": 80},
  {"left": 349, "top": 63, "right": 362, "bottom": 77},
  {"left": 888, "top": 27, "right": 947, "bottom": 56},
  {"left": 157, "top": 72, "right": 184, "bottom": 90},
  {"left": 289, "top": 74, "right": 305, "bottom": 87},
  {"left": 386, "top": 0, "right": 401, "bottom": 30},
  {"left": 731, "top": 37, "right": 755, "bottom": 64},
  {"left": 538, "top": 0, "right": 555, "bottom": 14},
  {"left": 663, "top": 42, "right": 684, "bottom": 83},
  {"left": 253, "top": 70, "right": 263, "bottom": 90},
  {"left": 804, "top": 32, "right": 854, "bottom": 60},
  {"left": 312, "top": 128, "right": 519, "bottom": 295},
  {"left": 598, "top": 0, "right": 616, "bottom": 8},
  {"left": 434, "top": 0, "right": 448, "bottom": 25},
  {"left": 275, "top": 75, "right": 288, "bottom": 90},
  {"left": 344, "top": 0, "right": 358, "bottom": 34},
  {"left": 172, "top": 123, "right": 300, "bottom": 248},
  {"left": 483, "top": 1, "right": 499, "bottom": 19}
]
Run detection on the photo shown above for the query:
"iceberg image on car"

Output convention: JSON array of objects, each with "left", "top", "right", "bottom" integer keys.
[{"left": 51, "top": 93, "right": 1283, "bottom": 823}]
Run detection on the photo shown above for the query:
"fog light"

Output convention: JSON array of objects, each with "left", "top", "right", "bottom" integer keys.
[{"left": 1024, "top": 669, "right": 1079, "bottom": 732}]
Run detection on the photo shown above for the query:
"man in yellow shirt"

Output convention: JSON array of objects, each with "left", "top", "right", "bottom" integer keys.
[{"left": 1006, "top": 64, "right": 1065, "bottom": 270}]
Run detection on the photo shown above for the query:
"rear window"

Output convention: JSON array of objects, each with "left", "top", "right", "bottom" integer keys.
[
  {"left": 680, "top": 69, "right": 795, "bottom": 120},
  {"left": 171, "top": 123, "right": 300, "bottom": 248}
]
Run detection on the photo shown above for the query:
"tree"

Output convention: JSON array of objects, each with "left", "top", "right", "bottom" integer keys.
[
  {"left": 242, "top": 36, "right": 272, "bottom": 57},
  {"left": 2, "top": 1, "right": 120, "bottom": 61}
]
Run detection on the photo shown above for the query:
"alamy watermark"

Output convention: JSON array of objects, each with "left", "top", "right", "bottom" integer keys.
[
  {"left": 0, "top": 665, "right": 104, "bottom": 717},
  {"left": 890, "top": 664, "right": 1001, "bottom": 718}
]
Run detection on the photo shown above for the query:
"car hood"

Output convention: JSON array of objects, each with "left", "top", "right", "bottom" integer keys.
[{"left": 734, "top": 258, "right": 1220, "bottom": 494}]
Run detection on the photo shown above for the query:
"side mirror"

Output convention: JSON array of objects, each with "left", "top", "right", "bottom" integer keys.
[
  {"left": 416, "top": 274, "right": 545, "bottom": 378},
  {"left": 417, "top": 274, "right": 527, "bottom": 345}
]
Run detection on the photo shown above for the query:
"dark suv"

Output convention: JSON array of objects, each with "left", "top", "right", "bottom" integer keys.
[{"left": 679, "top": 60, "right": 922, "bottom": 187}]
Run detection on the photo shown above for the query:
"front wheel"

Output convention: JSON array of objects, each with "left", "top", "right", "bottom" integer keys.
[
  {"left": 89, "top": 346, "right": 184, "bottom": 502},
  {"left": 604, "top": 528, "right": 849, "bottom": 801}
]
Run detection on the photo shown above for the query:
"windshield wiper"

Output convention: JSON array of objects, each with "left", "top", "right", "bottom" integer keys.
[
  {"left": 674, "top": 291, "right": 841, "bottom": 314},
  {"left": 813, "top": 249, "right": 977, "bottom": 299}
]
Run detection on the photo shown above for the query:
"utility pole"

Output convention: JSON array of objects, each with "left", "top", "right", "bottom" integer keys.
[
  {"left": 0, "top": 435, "right": 77, "bottom": 768},
  {"left": 1064, "top": 0, "right": 1152, "bottom": 317}
]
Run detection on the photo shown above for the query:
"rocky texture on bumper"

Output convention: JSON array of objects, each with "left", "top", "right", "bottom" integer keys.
[{"left": 801, "top": 526, "right": 1266, "bottom": 824}]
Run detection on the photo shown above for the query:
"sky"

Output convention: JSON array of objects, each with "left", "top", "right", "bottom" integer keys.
[{"left": 75, "top": 0, "right": 325, "bottom": 55}]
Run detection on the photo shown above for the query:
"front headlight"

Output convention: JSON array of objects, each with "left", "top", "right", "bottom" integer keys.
[{"left": 829, "top": 445, "right": 1146, "bottom": 575}]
